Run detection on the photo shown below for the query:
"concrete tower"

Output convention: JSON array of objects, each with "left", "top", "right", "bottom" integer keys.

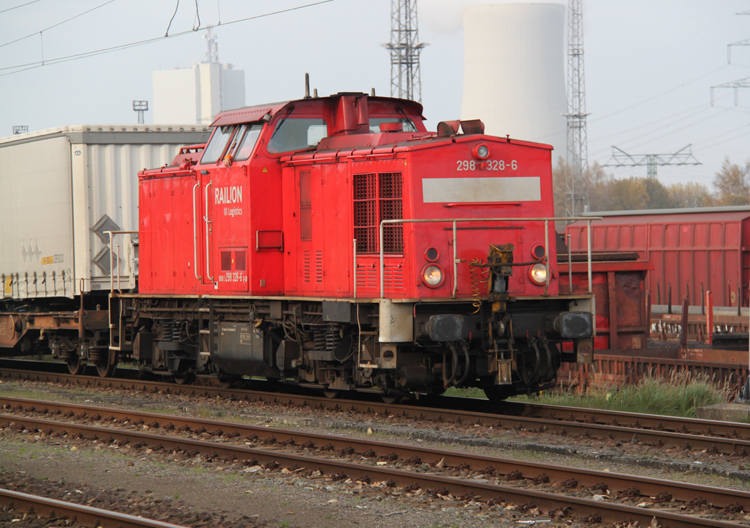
[
  {"left": 461, "top": 4, "right": 567, "bottom": 160},
  {"left": 153, "top": 31, "right": 245, "bottom": 125}
]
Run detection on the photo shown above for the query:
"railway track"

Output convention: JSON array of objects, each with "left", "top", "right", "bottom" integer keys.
[
  {"left": 0, "top": 487, "right": 190, "bottom": 528},
  {"left": 2, "top": 365, "right": 749, "bottom": 457},
  {"left": 0, "top": 395, "right": 747, "bottom": 527}
]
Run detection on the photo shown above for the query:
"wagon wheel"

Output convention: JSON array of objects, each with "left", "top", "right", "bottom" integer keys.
[
  {"left": 380, "top": 394, "right": 402, "bottom": 405},
  {"left": 323, "top": 390, "right": 344, "bottom": 399},
  {"left": 95, "top": 351, "right": 117, "bottom": 378},
  {"left": 66, "top": 353, "right": 85, "bottom": 376}
]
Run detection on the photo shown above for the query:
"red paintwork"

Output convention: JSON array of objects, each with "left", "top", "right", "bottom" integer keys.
[
  {"left": 169, "top": 144, "right": 205, "bottom": 168},
  {"left": 139, "top": 94, "right": 560, "bottom": 300},
  {"left": 559, "top": 259, "right": 652, "bottom": 350},
  {"left": 566, "top": 210, "right": 750, "bottom": 308}
]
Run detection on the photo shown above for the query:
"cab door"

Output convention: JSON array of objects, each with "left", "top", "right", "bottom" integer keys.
[
  {"left": 213, "top": 162, "right": 249, "bottom": 292},
  {"left": 197, "top": 170, "right": 215, "bottom": 287},
  {"left": 296, "top": 166, "right": 325, "bottom": 294}
]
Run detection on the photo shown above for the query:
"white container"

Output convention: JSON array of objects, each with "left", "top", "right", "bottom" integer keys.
[
  {"left": 0, "top": 124, "right": 209, "bottom": 299},
  {"left": 461, "top": 3, "right": 567, "bottom": 160}
]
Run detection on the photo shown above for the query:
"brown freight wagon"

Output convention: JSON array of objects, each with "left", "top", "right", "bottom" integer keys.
[{"left": 566, "top": 206, "right": 750, "bottom": 309}]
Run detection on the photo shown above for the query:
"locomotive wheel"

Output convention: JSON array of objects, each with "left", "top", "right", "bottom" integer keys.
[
  {"left": 483, "top": 386, "right": 514, "bottom": 402},
  {"left": 66, "top": 354, "right": 85, "bottom": 376},
  {"left": 173, "top": 371, "right": 195, "bottom": 385},
  {"left": 218, "top": 372, "right": 242, "bottom": 388},
  {"left": 381, "top": 394, "right": 402, "bottom": 404},
  {"left": 323, "top": 390, "right": 344, "bottom": 399}
]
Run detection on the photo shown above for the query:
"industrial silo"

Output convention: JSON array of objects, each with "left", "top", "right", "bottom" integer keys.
[{"left": 461, "top": 3, "right": 567, "bottom": 161}]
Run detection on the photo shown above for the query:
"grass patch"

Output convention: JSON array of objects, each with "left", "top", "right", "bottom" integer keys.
[
  {"left": 443, "top": 387, "right": 487, "bottom": 399},
  {"left": 513, "top": 371, "right": 731, "bottom": 418}
]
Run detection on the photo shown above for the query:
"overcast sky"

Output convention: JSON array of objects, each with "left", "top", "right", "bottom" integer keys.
[{"left": 1, "top": 0, "right": 748, "bottom": 187}]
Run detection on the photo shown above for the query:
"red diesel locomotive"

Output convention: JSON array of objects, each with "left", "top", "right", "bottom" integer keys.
[
  {"left": 0, "top": 91, "right": 595, "bottom": 400},
  {"left": 109, "top": 91, "right": 595, "bottom": 400}
]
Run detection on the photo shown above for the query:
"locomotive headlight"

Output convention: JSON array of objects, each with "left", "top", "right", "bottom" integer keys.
[
  {"left": 421, "top": 264, "right": 444, "bottom": 288},
  {"left": 472, "top": 144, "right": 490, "bottom": 160},
  {"left": 531, "top": 244, "right": 546, "bottom": 260},
  {"left": 529, "top": 263, "right": 548, "bottom": 285}
]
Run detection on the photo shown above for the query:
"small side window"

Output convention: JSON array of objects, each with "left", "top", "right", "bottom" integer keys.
[
  {"left": 235, "top": 251, "right": 246, "bottom": 271},
  {"left": 201, "top": 126, "right": 235, "bottom": 164},
  {"left": 369, "top": 117, "right": 417, "bottom": 133},
  {"left": 220, "top": 250, "right": 232, "bottom": 271},
  {"left": 267, "top": 118, "right": 327, "bottom": 154}
]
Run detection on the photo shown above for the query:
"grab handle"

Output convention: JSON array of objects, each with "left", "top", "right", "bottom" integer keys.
[
  {"left": 204, "top": 181, "right": 214, "bottom": 282},
  {"left": 192, "top": 182, "right": 202, "bottom": 281}
]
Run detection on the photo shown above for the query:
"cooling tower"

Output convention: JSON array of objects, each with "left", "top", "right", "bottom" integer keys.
[{"left": 461, "top": 3, "right": 567, "bottom": 161}]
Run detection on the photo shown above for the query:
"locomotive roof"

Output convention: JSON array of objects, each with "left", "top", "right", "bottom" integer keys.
[{"left": 210, "top": 94, "right": 425, "bottom": 128}]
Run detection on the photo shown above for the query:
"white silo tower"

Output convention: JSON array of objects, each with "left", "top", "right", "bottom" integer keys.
[{"left": 461, "top": 3, "right": 567, "bottom": 161}]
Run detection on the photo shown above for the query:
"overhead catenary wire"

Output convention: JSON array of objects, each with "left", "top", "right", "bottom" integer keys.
[
  {"left": 193, "top": 0, "right": 201, "bottom": 31},
  {"left": 0, "top": 0, "right": 116, "bottom": 50},
  {"left": 0, "top": 0, "right": 43, "bottom": 15},
  {"left": 588, "top": 65, "right": 728, "bottom": 125},
  {"left": 0, "top": 0, "right": 334, "bottom": 77},
  {"left": 165, "top": 0, "right": 180, "bottom": 37}
]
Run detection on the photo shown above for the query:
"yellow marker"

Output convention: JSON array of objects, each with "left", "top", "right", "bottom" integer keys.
[
  {"left": 4, "top": 276, "right": 11, "bottom": 296},
  {"left": 262, "top": 167, "right": 268, "bottom": 173}
]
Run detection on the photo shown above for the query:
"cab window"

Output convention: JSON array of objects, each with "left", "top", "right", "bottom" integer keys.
[
  {"left": 234, "top": 124, "right": 263, "bottom": 161},
  {"left": 201, "top": 126, "right": 234, "bottom": 164},
  {"left": 369, "top": 117, "right": 417, "bottom": 133},
  {"left": 267, "top": 118, "right": 327, "bottom": 154}
]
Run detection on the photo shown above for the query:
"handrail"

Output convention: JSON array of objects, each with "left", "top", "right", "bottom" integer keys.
[
  {"left": 378, "top": 217, "right": 602, "bottom": 299},
  {"left": 353, "top": 239, "right": 357, "bottom": 299},
  {"left": 104, "top": 230, "right": 138, "bottom": 294},
  {"left": 192, "top": 182, "right": 202, "bottom": 281},
  {"left": 204, "top": 181, "right": 214, "bottom": 282}
]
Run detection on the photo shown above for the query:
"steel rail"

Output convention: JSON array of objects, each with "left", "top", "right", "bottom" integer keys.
[
  {"left": 491, "top": 399, "right": 750, "bottom": 439},
  {"left": 0, "top": 413, "right": 740, "bottom": 528},
  {"left": 1, "top": 368, "right": 748, "bottom": 453},
  {"left": 0, "top": 488, "right": 189, "bottom": 528},
  {"left": 2, "top": 395, "right": 749, "bottom": 511}
]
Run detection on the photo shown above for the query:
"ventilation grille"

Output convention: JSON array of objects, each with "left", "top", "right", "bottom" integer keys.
[
  {"left": 356, "top": 265, "right": 378, "bottom": 289},
  {"left": 355, "top": 265, "right": 404, "bottom": 291},
  {"left": 353, "top": 171, "right": 403, "bottom": 254},
  {"left": 303, "top": 251, "right": 311, "bottom": 283},
  {"left": 315, "top": 250, "right": 323, "bottom": 283},
  {"left": 91, "top": 214, "right": 121, "bottom": 244},
  {"left": 92, "top": 247, "right": 120, "bottom": 275}
]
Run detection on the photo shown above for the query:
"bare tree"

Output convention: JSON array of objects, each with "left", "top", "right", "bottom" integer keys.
[
  {"left": 713, "top": 157, "right": 750, "bottom": 206},
  {"left": 668, "top": 182, "right": 714, "bottom": 208}
]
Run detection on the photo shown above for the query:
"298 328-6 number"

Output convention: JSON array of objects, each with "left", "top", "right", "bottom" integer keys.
[{"left": 456, "top": 159, "right": 517, "bottom": 171}]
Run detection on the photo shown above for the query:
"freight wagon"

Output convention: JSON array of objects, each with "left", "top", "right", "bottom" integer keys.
[
  {"left": 566, "top": 207, "right": 750, "bottom": 309},
  {"left": 0, "top": 125, "right": 209, "bottom": 369}
]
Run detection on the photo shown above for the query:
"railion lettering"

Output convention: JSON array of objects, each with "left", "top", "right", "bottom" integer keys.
[{"left": 215, "top": 186, "right": 243, "bottom": 205}]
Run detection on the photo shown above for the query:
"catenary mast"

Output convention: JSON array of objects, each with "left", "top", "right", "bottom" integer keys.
[
  {"left": 385, "top": 0, "right": 426, "bottom": 102},
  {"left": 565, "top": 0, "right": 589, "bottom": 216}
]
